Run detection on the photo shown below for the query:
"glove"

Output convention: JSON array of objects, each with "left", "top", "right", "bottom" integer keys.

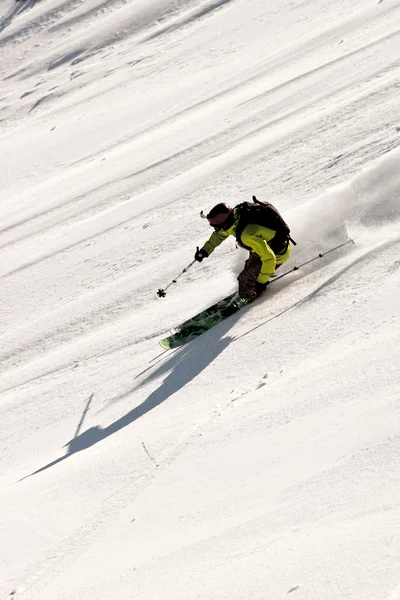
[
  {"left": 255, "top": 281, "right": 268, "bottom": 296},
  {"left": 194, "top": 246, "right": 209, "bottom": 262}
]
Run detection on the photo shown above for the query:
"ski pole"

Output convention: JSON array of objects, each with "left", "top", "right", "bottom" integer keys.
[
  {"left": 157, "top": 260, "right": 196, "bottom": 297},
  {"left": 268, "top": 239, "right": 354, "bottom": 286}
]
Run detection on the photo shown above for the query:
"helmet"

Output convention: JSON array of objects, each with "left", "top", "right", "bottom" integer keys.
[{"left": 207, "top": 203, "right": 235, "bottom": 231}]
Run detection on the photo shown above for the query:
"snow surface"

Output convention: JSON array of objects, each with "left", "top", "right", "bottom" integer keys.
[{"left": 1, "top": 0, "right": 400, "bottom": 598}]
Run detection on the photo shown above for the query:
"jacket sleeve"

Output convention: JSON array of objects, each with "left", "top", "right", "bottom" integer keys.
[
  {"left": 240, "top": 224, "right": 277, "bottom": 284},
  {"left": 201, "top": 230, "right": 230, "bottom": 256}
]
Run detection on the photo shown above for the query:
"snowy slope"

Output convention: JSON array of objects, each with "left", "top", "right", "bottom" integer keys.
[{"left": 1, "top": 0, "right": 400, "bottom": 598}]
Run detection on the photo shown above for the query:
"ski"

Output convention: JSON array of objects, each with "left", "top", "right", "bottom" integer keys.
[{"left": 159, "top": 293, "right": 247, "bottom": 349}]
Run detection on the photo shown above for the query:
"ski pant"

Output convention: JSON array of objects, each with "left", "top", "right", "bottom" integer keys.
[{"left": 237, "top": 243, "right": 290, "bottom": 302}]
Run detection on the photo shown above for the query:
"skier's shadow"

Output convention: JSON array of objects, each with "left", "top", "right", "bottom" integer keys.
[
  {"left": 0, "top": 0, "right": 38, "bottom": 36},
  {"left": 21, "top": 314, "right": 239, "bottom": 480}
]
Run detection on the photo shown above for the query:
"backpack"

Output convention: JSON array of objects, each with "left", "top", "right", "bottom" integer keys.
[{"left": 235, "top": 196, "right": 294, "bottom": 254}]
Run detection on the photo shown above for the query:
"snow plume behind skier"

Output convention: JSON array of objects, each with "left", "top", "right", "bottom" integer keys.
[{"left": 195, "top": 197, "right": 293, "bottom": 303}]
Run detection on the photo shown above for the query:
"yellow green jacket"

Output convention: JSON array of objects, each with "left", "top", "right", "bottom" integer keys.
[{"left": 201, "top": 208, "right": 290, "bottom": 284}]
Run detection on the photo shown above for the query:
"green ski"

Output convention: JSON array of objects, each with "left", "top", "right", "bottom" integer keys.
[{"left": 159, "top": 293, "right": 247, "bottom": 349}]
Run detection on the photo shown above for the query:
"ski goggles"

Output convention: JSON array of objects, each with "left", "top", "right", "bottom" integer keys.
[{"left": 207, "top": 212, "right": 235, "bottom": 231}]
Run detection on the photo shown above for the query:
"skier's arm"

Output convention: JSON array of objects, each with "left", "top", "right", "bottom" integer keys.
[
  {"left": 241, "top": 225, "right": 276, "bottom": 284},
  {"left": 201, "top": 230, "right": 230, "bottom": 256}
]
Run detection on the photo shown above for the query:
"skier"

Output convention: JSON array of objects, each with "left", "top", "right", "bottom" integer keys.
[{"left": 194, "top": 197, "right": 292, "bottom": 303}]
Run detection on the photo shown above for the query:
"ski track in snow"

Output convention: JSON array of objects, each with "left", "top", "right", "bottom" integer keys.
[{"left": 1, "top": 0, "right": 400, "bottom": 598}]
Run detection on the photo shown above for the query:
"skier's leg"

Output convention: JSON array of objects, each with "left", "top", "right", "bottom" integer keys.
[
  {"left": 275, "top": 242, "right": 291, "bottom": 267},
  {"left": 238, "top": 252, "right": 262, "bottom": 302}
]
